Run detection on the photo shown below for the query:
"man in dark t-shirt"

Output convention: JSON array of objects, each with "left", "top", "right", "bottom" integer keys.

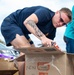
[{"left": 1, "top": 6, "right": 72, "bottom": 48}]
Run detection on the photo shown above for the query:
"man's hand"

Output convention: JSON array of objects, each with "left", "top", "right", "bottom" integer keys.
[
  {"left": 41, "top": 36, "right": 54, "bottom": 47},
  {"left": 51, "top": 41, "right": 61, "bottom": 51}
]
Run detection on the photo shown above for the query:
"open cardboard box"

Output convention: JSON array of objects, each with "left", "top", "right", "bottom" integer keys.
[
  {"left": 67, "top": 53, "right": 74, "bottom": 75},
  {"left": 0, "top": 59, "right": 18, "bottom": 75},
  {"left": 17, "top": 47, "right": 74, "bottom": 75},
  {"left": 11, "top": 54, "right": 25, "bottom": 75},
  {"left": 13, "top": 61, "right": 25, "bottom": 75}
]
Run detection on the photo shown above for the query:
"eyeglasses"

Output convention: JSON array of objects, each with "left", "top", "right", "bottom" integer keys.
[{"left": 59, "top": 12, "right": 66, "bottom": 25}]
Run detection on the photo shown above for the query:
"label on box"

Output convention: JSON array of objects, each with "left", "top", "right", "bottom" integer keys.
[
  {"left": 37, "top": 62, "right": 50, "bottom": 71},
  {"left": 39, "top": 72, "right": 48, "bottom": 75}
]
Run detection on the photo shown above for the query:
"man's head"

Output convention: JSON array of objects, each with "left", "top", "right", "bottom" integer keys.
[{"left": 52, "top": 7, "right": 72, "bottom": 28}]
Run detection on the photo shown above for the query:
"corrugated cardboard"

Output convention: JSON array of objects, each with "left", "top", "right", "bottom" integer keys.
[
  {"left": 0, "top": 60, "right": 18, "bottom": 75},
  {"left": 13, "top": 61, "right": 25, "bottom": 75},
  {"left": 17, "top": 47, "right": 74, "bottom": 75},
  {"left": 11, "top": 54, "right": 25, "bottom": 62},
  {"left": 67, "top": 54, "right": 74, "bottom": 75},
  {"left": 11, "top": 54, "right": 25, "bottom": 75},
  {"left": 17, "top": 61, "right": 25, "bottom": 75},
  {"left": 72, "top": 55, "right": 74, "bottom": 75}
]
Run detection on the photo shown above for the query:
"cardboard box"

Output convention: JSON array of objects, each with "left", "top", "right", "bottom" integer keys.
[
  {"left": 17, "top": 47, "right": 74, "bottom": 75},
  {"left": 0, "top": 61, "right": 18, "bottom": 75},
  {"left": 72, "top": 55, "right": 74, "bottom": 75},
  {"left": 11, "top": 54, "right": 25, "bottom": 75},
  {"left": 67, "top": 54, "right": 74, "bottom": 75},
  {"left": 13, "top": 61, "right": 25, "bottom": 75},
  {"left": 0, "top": 54, "right": 25, "bottom": 75},
  {"left": 17, "top": 61, "right": 25, "bottom": 75}
]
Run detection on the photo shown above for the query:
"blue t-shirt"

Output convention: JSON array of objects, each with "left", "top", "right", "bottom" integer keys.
[
  {"left": 8, "top": 6, "right": 56, "bottom": 40},
  {"left": 64, "top": 6, "right": 74, "bottom": 40},
  {"left": 64, "top": 21, "right": 74, "bottom": 39}
]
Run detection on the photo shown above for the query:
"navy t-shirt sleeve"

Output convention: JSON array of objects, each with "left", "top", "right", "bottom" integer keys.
[{"left": 34, "top": 7, "right": 51, "bottom": 23}]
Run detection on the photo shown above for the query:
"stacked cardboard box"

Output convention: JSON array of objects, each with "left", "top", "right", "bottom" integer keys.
[
  {"left": 17, "top": 47, "right": 74, "bottom": 75},
  {"left": 13, "top": 54, "right": 25, "bottom": 75},
  {"left": 0, "top": 58, "right": 18, "bottom": 75}
]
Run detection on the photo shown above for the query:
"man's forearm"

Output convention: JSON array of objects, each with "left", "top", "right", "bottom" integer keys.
[{"left": 25, "top": 20, "right": 45, "bottom": 40}]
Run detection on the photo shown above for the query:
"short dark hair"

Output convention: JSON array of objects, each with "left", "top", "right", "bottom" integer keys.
[{"left": 60, "top": 8, "right": 72, "bottom": 21}]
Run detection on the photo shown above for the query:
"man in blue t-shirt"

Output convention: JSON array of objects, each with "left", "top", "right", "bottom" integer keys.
[
  {"left": 1, "top": 6, "right": 72, "bottom": 48},
  {"left": 64, "top": 6, "right": 74, "bottom": 53}
]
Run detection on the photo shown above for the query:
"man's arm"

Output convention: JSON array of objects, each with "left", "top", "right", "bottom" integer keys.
[
  {"left": 23, "top": 13, "right": 53, "bottom": 46},
  {"left": 25, "top": 20, "right": 45, "bottom": 39},
  {"left": 23, "top": 14, "right": 46, "bottom": 40}
]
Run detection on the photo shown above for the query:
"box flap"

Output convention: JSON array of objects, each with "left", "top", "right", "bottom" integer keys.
[
  {"left": 11, "top": 54, "right": 25, "bottom": 62},
  {"left": 0, "top": 62, "right": 18, "bottom": 74},
  {"left": 0, "top": 62, "right": 18, "bottom": 70},
  {"left": 16, "top": 47, "right": 64, "bottom": 54}
]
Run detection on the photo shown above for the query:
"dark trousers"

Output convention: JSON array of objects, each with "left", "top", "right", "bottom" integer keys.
[{"left": 64, "top": 36, "right": 74, "bottom": 53}]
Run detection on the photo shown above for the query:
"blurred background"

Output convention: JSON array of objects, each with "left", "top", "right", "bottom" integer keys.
[{"left": 0, "top": 0, "right": 74, "bottom": 52}]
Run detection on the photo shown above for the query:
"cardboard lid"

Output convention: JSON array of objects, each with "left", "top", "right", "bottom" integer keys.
[
  {"left": 0, "top": 62, "right": 18, "bottom": 74},
  {"left": 16, "top": 47, "right": 64, "bottom": 54}
]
